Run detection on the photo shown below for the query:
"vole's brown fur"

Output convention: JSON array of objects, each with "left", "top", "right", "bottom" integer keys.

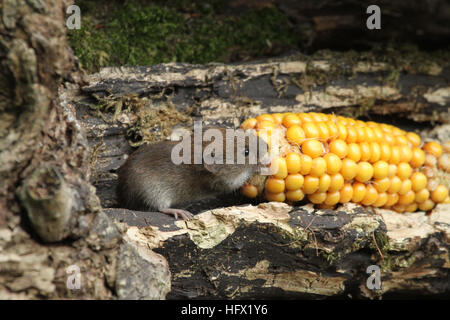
[{"left": 117, "top": 128, "right": 267, "bottom": 220}]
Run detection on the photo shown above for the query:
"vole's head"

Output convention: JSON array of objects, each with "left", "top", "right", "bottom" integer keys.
[{"left": 199, "top": 127, "right": 269, "bottom": 191}]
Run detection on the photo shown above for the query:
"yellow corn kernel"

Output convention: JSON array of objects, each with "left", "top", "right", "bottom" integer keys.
[
  {"left": 308, "top": 192, "right": 327, "bottom": 204},
  {"left": 373, "top": 177, "right": 390, "bottom": 193},
  {"left": 285, "top": 174, "right": 304, "bottom": 191},
  {"left": 298, "top": 113, "right": 314, "bottom": 123},
  {"left": 347, "top": 143, "right": 362, "bottom": 162},
  {"left": 256, "top": 114, "right": 275, "bottom": 123},
  {"left": 390, "top": 146, "right": 401, "bottom": 164},
  {"left": 285, "top": 152, "right": 301, "bottom": 174},
  {"left": 359, "top": 142, "right": 372, "bottom": 162},
  {"left": 286, "top": 125, "right": 306, "bottom": 145},
  {"left": 405, "top": 203, "right": 418, "bottom": 212},
  {"left": 317, "top": 122, "right": 330, "bottom": 141},
  {"left": 414, "top": 189, "right": 430, "bottom": 203},
  {"left": 369, "top": 142, "right": 381, "bottom": 163},
  {"left": 385, "top": 133, "right": 397, "bottom": 147},
  {"left": 423, "top": 141, "right": 443, "bottom": 158},
  {"left": 324, "top": 153, "right": 342, "bottom": 175},
  {"left": 373, "top": 127, "right": 384, "bottom": 143},
  {"left": 431, "top": 185, "right": 449, "bottom": 203},
  {"left": 364, "top": 127, "right": 375, "bottom": 142},
  {"left": 392, "top": 204, "right": 406, "bottom": 213},
  {"left": 265, "top": 191, "right": 286, "bottom": 202},
  {"left": 361, "top": 185, "right": 378, "bottom": 206},
  {"left": 272, "top": 113, "right": 284, "bottom": 124},
  {"left": 303, "top": 175, "right": 320, "bottom": 194},
  {"left": 241, "top": 183, "right": 258, "bottom": 198},
  {"left": 411, "top": 172, "right": 427, "bottom": 192},
  {"left": 385, "top": 193, "right": 399, "bottom": 207},
  {"left": 265, "top": 177, "right": 285, "bottom": 193},
  {"left": 257, "top": 119, "right": 276, "bottom": 132},
  {"left": 328, "top": 173, "right": 344, "bottom": 193},
  {"left": 241, "top": 118, "right": 257, "bottom": 129},
  {"left": 399, "top": 145, "right": 413, "bottom": 163},
  {"left": 273, "top": 157, "right": 288, "bottom": 179},
  {"left": 387, "top": 164, "right": 397, "bottom": 177},
  {"left": 326, "top": 121, "right": 339, "bottom": 140},
  {"left": 387, "top": 176, "right": 402, "bottom": 193},
  {"left": 399, "top": 179, "right": 412, "bottom": 195},
  {"left": 352, "top": 182, "right": 366, "bottom": 203},
  {"left": 355, "top": 126, "right": 366, "bottom": 143},
  {"left": 346, "top": 126, "right": 358, "bottom": 143},
  {"left": 406, "top": 132, "right": 421, "bottom": 147},
  {"left": 397, "top": 162, "right": 412, "bottom": 180},
  {"left": 302, "top": 140, "right": 324, "bottom": 158},
  {"left": 373, "top": 192, "right": 388, "bottom": 207},
  {"left": 329, "top": 139, "right": 348, "bottom": 159},
  {"left": 418, "top": 199, "right": 435, "bottom": 211},
  {"left": 310, "top": 157, "right": 327, "bottom": 177},
  {"left": 318, "top": 174, "right": 331, "bottom": 192},
  {"left": 336, "top": 123, "right": 348, "bottom": 140},
  {"left": 355, "top": 162, "right": 374, "bottom": 183},
  {"left": 398, "top": 190, "right": 415, "bottom": 205},
  {"left": 340, "top": 158, "right": 358, "bottom": 181},
  {"left": 410, "top": 147, "right": 425, "bottom": 168},
  {"left": 396, "top": 135, "right": 409, "bottom": 146},
  {"left": 339, "top": 183, "right": 353, "bottom": 203},
  {"left": 286, "top": 189, "right": 305, "bottom": 202},
  {"left": 303, "top": 122, "right": 320, "bottom": 139},
  {"left": 379, "top": 143, "right": 392, "bottom": 162},
  {"left": 282, "top": 114, "right": 301, "bottom": 128},
  {"left": 299, "top": 154, "right": 313, "bottom": 175},
  {"left": 373, "top": 160, "right": 389, "bottom": 179},
  {"left": 325, "top": 191, "right": 340, "bottom": 206}
]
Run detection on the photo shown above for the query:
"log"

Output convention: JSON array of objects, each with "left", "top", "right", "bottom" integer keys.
[{"left": 107, "top": 202, "right": 450, "bottom": 299}]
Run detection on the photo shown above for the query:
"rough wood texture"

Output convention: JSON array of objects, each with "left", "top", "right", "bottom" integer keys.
[
  {"left": 109, "top": 202, "right": 450, "bottom": 299},
  {"left": 0, "top": 0, "right": 170, "bottom": 299}
]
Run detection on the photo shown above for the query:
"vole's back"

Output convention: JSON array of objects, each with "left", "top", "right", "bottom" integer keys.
[{"left": 117, "top": 141, "right": 218, "bottom": 211}]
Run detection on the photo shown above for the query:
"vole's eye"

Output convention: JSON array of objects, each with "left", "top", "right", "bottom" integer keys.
[{"left": 244, "top": 147, "right": 250, "bottom": 156}]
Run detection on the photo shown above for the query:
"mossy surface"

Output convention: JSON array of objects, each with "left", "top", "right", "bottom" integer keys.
[{"left": 68, "top": 0, "right": 299, "bottom": 73}]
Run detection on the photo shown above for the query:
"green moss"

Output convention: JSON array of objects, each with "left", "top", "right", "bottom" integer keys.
[
  {"left": 320, "top": 251, "right": 342, "bottom": 266},
  {"left": 67, "top": 1, "right": 298, "bottom": 73},
  {"left": 67, "top": 18, "right": 111, "bottom": 72},
  {"left": 379, "top": 254, "right": 417, "bottom": 272}
]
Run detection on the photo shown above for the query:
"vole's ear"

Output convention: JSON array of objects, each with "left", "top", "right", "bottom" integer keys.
[{"left": 203, "top": 163, "right": 223, "bottom": 174}]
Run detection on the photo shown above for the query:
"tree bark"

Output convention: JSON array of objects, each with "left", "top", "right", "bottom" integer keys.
[{"left": 0, "top": 0, "right": 170, "bottom": 299}]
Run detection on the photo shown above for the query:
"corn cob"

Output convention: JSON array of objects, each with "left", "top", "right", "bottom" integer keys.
[{"left": 240, "top": 112, "right": 450, "bottom": 213}]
